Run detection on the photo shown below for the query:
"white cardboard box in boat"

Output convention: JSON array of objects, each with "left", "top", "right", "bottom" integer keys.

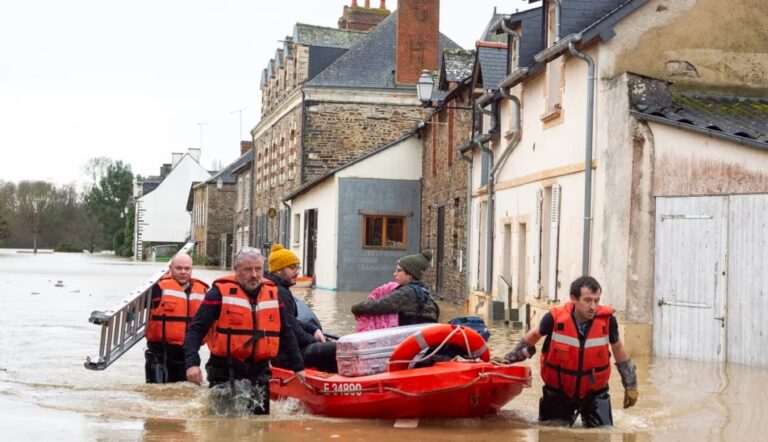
[{"left": 335, "top": 324, "right": 435, "bottom": 377}]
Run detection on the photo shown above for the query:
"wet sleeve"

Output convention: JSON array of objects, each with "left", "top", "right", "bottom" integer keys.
[
  {"left": 183, "top": 286, "right": 222, "bottom": 369},
  {"left": 609, "top": 315, "right": 620, "bottom": 344},
  {"left": 538, "top": 312, "right": 554, "bottom": 336},
  {"left": 301, "top": 319, "right": 319, "bottom": 337},
  {"left": 351, "top": 288, "right": 407, "bottom": 315},
  {"left": 277, "top": 300, "right": 305, "bottom": 372}
]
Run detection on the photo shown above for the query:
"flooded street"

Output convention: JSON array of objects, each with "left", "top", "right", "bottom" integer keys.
[{"left": 2, "top": 250, "right": 767, "bottom": 441}]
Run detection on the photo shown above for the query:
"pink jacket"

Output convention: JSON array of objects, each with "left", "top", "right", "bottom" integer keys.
[{"left": 355, "top": 282, "right": 399, "bottom": 332}]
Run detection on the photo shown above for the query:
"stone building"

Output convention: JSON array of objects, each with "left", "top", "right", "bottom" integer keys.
[
  {"left": 187, "top": 149, "right": 250, "bottom": 267},
  {"left": 418, "top": 49, "right": 475, "bottom": 303},
  {"left": 249, "top": 0, "right": 461, "bottom": 273},
  {"left": 232, "top": 141, "right": 253, "bottom": 258}
]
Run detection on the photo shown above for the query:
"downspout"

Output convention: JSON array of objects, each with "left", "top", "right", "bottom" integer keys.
[
  {"left": 282, "top": 200, "right": 291, "bottom": 247},
  {"left": 553, "top": 0, "right": 562, "bottom": 42},
  {"left": 457, "top": 142, "right": 473, "bottom": 295},
  {"left": 568, "top": 41, "right": 596, "bottom": 275},
  {"left": 476, "top": 92, "right": 497, "bottom": 295},
  {"left": 493, "top": 16, "right": 523, "bottom": 176}
]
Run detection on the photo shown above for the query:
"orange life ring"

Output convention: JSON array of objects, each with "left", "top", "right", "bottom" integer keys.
[{"left": 388, "top": 324, "right": 490, "bottom": 372}]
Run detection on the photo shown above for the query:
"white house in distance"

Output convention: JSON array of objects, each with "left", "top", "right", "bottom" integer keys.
[
  {"left": 284, "top": 132, "right": 422, "bottom": 292},
  {"left": 134, "top": 148, "right": 211, "bottom": 260}
]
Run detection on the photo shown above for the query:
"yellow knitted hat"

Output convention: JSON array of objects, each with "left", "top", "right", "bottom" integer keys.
[{"left": 268, "top": 244, "right": 300, "bottom": 273}]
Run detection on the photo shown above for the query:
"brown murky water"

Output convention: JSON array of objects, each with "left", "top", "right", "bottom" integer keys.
[{"left": 1, "top": 250, "right": 767, "bottom": 441}]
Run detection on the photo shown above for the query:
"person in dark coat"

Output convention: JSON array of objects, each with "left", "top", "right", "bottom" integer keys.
[
  {"left": 351, "top": 250, "right": 440, "bottom": 325},
  {"left": 267, "top": 244, "right": 338, "bottom": 373}
]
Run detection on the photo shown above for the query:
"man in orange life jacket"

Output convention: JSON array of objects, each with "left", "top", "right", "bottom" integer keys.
[
  {"left": 505, "top": 276, "right": 638, "bottom": 427},
  {"left": 145, "top": 252, "right": 209, "bottom": 384},
  {"left": 183, "top": 247, "right": 305, "bottom": 415}
]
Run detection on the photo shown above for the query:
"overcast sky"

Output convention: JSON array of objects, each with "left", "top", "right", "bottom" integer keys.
[{"left": 0, "top": 0, "right": 531, "bottom": 185}]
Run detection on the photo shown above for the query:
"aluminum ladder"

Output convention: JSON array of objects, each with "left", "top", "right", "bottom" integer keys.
[{"left": 84, "top": 241, "right": 195, "bottom": 370}]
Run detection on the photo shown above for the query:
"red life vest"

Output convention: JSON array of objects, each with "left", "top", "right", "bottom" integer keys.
[
  {"left": 206, "top": 275, "right": 281, "bottom": 363},
  {"left": 540, "top": 302, "right": 615, "bottom": 399},
  {"left": 146, "top": 275, "right": 209, "bottom": 345}
]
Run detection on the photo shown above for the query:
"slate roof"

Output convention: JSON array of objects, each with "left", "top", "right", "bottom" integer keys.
[
  {"left": 307, "top": 12, "right": 462, "bottom": 89},
  {"left": 499, "top": 1, "right": 645, "bottom": 89},
  {"left": 628, "top": 75, "right": 768, "bottom": 149},
  {"left": 480, "top": 11, "right": 508, "bottom": 44},
  {"left": 476, "top": 45, "right": 508, "bottom": 89},
  {"left": 504, "top": 7, "right": 543, "bottom": 69},
  {"left": 205, "top": 150, "right": 254, "bottom": 186},
  {"left": 440, "top": 49, "right": 475, "bottom": 89},
  {"left": 293, "top": 23, "right": 365, "bottom": 49}
]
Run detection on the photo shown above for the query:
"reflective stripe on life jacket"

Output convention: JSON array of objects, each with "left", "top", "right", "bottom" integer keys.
[
  {"left": 146, "top": 275, "right": 209, "bottom": 345},
  {"left": 207, "top": 275, "right": 281, "bottom": 363},
  {"left": 540, "top": 302, "right": 614, "bottom": 399}
]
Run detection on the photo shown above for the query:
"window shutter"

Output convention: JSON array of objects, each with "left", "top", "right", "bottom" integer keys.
[
  {"left": 533, "top": 188, "right": 543, "bottom": 299},
  {"left": 548, "top": 184, "right": 561, "bottom": 301}
]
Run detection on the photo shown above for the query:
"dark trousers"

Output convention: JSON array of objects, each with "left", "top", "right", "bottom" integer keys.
[
  {"left": 539, "top": 385, "right": 613, "bottom": 427},
  {"left": 206, "top": 356, "right": 272, "bottom": 415},
  {"left": 302, "top": 342, "right": 338, "bottom": 373},
  {"left": 145, "top": 345, "right": 187, "bottom": 384},
  {"left": 273, "top": 341, "right": 338, "bottom": 373}
]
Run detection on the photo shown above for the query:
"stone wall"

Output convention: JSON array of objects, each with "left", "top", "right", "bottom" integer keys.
[
  {"left": 252, "top": 105, "right": 304, "bottom": 248},
  {"left": 420, "top": 93, "right": 474, "bottom": 304},
  {"left": 204, "top": 183, "right": 236, "bottom": 266},
  {"left": 302, "top": 101, "right": 424, "bottom": 182}
]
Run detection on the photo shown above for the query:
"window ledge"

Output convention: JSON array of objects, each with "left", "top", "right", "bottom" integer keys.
[{"left": 539, "top": 105, "right": 562, "bottom": 123}]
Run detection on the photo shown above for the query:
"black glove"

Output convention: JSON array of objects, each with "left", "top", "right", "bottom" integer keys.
[{"left": 504, "top": 338, "right": 536, "bottom": 363}]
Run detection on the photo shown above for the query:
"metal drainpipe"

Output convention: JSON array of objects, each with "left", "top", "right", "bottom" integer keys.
[
  {"left": 568, "top": 41, "right": 596, "bottom": 275},
  {"left": 493, "top": 88, "right": 521, "bottom": 177},
  {"left": 476, "top": 95, "right": 497, "bottom": 295},
  {"left": 499, "top": 17, "right": 521, "bottom": 72},
  {"left": 553, "top": 0, "right": 562, "bottom": 42},
  {"left": 493, "top": 16, "right": 523, "bottom": 177},
  {"left": 456, "top": 144, "right": 473, "bottom": 295}
]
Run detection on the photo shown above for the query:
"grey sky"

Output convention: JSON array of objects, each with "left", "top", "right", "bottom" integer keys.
[{"left": 0, "top": 0, "right": 530, "bottom": 185}]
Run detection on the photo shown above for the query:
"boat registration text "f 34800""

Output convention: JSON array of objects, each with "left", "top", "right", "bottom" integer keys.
[{"left": 322, "top": 382, "right": 364, "bottom": 396}]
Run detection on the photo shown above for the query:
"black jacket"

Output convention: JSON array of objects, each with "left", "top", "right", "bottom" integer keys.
[
  {"left": 183, "top": 279, "right": 304, "bottom": 373},
  {"left": 265, "top": 273, "right": 321, "bottom": 370}
]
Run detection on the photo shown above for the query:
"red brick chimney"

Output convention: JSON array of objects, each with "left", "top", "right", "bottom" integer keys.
[
  {"left": 240, "top": 140, "right": 253, "bottom": 155},
  {"left": 395, "top": 0, "right": 439, "bottom": 85},
  {"left": 338, "top": 0, "right": 390, "bottom": 32}
]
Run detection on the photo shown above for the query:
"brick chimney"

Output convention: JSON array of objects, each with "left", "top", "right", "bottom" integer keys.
[
  {"left": 240, "top": 140, "right": 253, "bottom": 155},
  {"left": 338, "top": 0, "right": 390, "bottom": 32},
  {"left": 395, "top": 0, "right": 439, "bottom": 85}
]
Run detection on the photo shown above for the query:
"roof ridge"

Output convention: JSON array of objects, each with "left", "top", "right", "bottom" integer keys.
[{"left": 295, "top": 22, "right": 367, "bottom": 34}]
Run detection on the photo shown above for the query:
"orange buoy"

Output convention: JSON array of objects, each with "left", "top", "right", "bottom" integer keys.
[{"left": 388, "top": 324, "right": 490, "bottom": 372}]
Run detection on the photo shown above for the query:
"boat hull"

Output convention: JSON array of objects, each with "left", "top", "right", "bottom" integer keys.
[{"left": 270, "top": 361, "right": 531, "bottom": 419}]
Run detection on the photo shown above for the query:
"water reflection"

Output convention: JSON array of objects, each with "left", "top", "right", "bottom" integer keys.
[{"left": 1, "top": 250, "right": 768, "bottom": 440}]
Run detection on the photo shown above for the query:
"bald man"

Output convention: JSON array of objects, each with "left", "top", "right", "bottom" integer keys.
[{"left": 144, "top": 253, "right": 209, "bottom": 383}]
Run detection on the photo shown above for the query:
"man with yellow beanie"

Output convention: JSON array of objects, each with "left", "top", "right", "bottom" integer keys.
[{"left": 267, "top": 244, "right": 338, "bottom": 372}]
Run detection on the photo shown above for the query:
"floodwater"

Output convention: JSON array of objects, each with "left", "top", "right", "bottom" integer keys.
[{"left": 1, "top": 250, "right": 767, "bottom": 441}]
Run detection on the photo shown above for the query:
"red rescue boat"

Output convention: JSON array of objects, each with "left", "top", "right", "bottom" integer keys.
[{"left": 270, "top": 324, "right": 532, "bottom": 419}]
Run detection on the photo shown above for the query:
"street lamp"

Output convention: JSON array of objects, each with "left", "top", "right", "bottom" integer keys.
[
  {"left": 416, "top": 69, "right": 435, "bottom": 105},
  {"left": 416, "top": 69, "right": 473, "bottom": 110}
]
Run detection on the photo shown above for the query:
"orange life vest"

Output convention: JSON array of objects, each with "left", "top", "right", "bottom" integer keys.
[
  {"left": 540, "top": 302, "right": 614, "bottom": 399},
  {"left": 206, "top": 275, "right": 281, "bottom": 363},
  {"left": 146, "top": 275, "right": 209, "bottom": 345}
]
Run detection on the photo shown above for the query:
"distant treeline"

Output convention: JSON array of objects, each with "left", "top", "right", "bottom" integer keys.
[{"left": 0, "top": 158, "right": 135, "bottom": 256}]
